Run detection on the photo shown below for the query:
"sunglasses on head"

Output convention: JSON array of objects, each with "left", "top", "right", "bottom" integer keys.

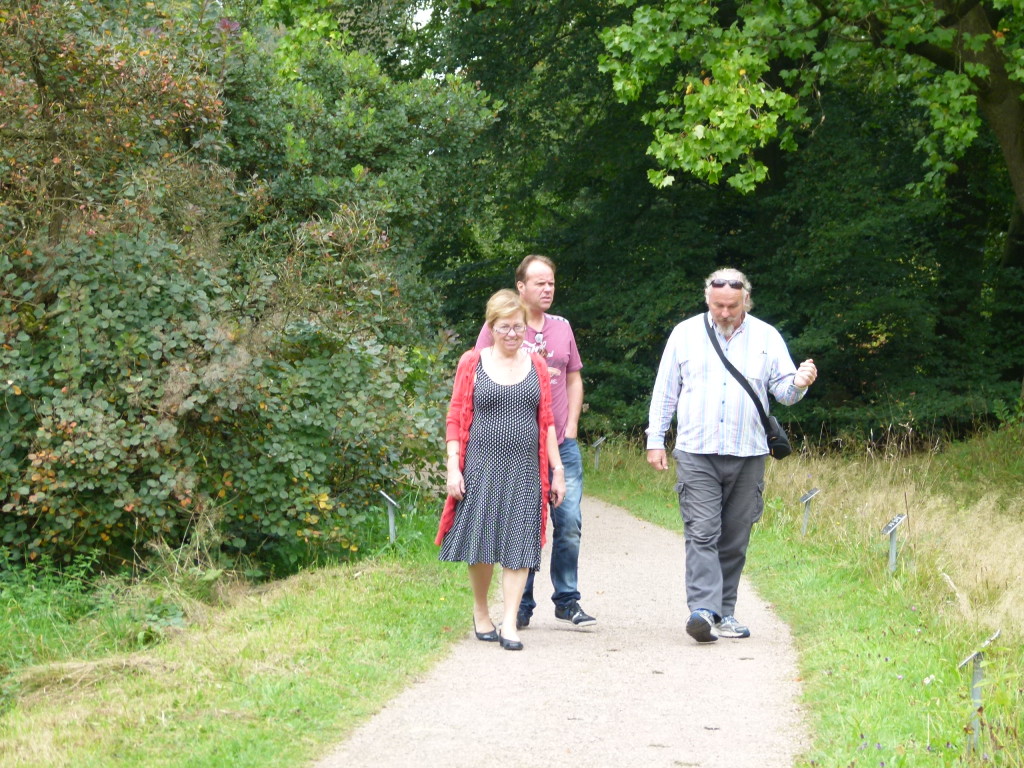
[{"left": 710, "top": 279, "right": 744, "bottom": 289}]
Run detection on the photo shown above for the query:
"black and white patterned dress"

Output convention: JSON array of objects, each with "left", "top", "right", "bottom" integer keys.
[{"left": 439, "top": 360, "right": 542, "bottom": 570}]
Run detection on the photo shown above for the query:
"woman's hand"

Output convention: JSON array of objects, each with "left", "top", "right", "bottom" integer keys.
[{"left": 446, "top": 464, "right": 465, "bottom": 500}]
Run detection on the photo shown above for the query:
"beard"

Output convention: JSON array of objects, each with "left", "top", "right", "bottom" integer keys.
[{"left": 714, "top": 318, "right": 737, "bottom": 336}]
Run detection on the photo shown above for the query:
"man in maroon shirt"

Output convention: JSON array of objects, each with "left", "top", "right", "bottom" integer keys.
[{"left": 476, "top": 255, "right": 596, "bottom": 629}]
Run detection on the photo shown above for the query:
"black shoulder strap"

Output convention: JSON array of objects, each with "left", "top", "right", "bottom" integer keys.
[{"left": 704, "top": 315, "right": 771, "bottom": 430}]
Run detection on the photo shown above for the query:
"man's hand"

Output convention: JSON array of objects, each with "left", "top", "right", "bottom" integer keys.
[
  {"left": 793, "top": 359, "right": 817, "bottom": 388},
  {"left": 647, "top": 448, "right": 668, "bottom": 471},
  {"left": 549, "top": 474, "right": 566, "bottom": 507}
]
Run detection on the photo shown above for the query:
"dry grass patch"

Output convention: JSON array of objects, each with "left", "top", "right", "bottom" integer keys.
[
  {"left": 14, "top": 656, "right": 180, "bottom": 700},
  {"left": 766, "top": 446, "right": 1024, "bottom": 638}
]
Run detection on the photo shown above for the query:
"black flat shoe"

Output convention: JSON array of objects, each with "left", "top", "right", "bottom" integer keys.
[
  {"left": 473, "top": 619, "right": 499, "bottom": 642},
  {"left": 497, "top": 631, "right": 523, "bottom": 651}
]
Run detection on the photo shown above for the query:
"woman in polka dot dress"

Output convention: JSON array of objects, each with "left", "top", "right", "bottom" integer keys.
[{"left": 436, "top": 289, "right": 565, "bottom": 651}]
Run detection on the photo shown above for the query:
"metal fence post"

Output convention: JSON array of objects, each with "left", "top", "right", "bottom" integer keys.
[
  {"left": 880, "top": 513, "right": 907, "bottom": 573},
  {"left": 799, "top": 488, "right": 820, "bottom": 536},
  {"left": 379, "top": 490, "right": 399, "bottom": 544},
  {"left": 957, "top": 630, "right": 1001, "bottom": 756}
]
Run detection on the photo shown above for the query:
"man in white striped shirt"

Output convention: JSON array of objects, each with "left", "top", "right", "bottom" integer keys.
[{"left": 646, "top": 268, "right": 817, "bottom": 643}]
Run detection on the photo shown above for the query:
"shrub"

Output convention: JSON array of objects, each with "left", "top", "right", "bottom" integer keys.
[{"left": 1, "top": 212, "right": 449, "bottom": 569}]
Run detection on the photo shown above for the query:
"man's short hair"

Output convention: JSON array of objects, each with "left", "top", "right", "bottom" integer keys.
[{"left": 515, "top": 254, "right": 556, "bottom": 284}]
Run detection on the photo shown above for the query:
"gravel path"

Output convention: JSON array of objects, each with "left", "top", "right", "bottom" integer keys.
[{"left": 313, "top": 496, "right": 808, "bottom": 768}]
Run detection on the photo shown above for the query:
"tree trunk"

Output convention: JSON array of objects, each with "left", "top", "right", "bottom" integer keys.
[
  {"left": 954, "top": 5, "right": 1024, "bottom": 229},
  {"left": 1002, "top": 206, "right": 1024, "bottom": 268}
]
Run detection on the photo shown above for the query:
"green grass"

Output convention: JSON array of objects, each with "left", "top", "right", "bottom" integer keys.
[
  {"left": 3, "top": 432, "right": 1021, "bottom": 767},
  {"left": 0, "top": 510, "right": 470, "bottom": 768},
  {"left": 584, "top": 436, "right": 1023, "bottom": 768}
]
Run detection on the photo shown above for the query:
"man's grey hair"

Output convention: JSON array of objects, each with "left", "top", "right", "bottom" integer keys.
[{"left": 704, "top": 267, "right": 753, "bottom": 312}]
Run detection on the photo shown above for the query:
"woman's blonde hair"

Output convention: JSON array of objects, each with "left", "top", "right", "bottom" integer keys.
[{"left": 485, "top": 288, "right": 527, "bottom": 327}]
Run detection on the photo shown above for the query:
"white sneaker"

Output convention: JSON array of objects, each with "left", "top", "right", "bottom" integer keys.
[{"left": 715, "top": 615, "right": 751, "bottom": 638}]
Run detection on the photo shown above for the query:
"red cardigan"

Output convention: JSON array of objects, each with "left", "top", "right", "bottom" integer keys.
[{"left": 435, "top": 348, "right": 555, "bottom": 547}]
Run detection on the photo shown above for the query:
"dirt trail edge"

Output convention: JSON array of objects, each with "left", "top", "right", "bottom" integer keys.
[{"left": 313, "top": 496, "right": 809, "bottom": 768}]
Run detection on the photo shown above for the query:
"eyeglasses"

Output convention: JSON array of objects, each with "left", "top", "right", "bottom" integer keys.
[
  {"left": 494, "top": 323, "right": 526, "bottom": 336},
  {"left": 710, "top": 279, "right": 744, "bottom": 290}
]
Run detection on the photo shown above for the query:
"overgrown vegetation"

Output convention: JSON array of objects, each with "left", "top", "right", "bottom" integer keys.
[
  {"left": 1, "top": 0, "right": 491, "bottom": 568},
  {"left": 420, "top": 0, "right": 1024, "bottom": 439},
  {"left": 4, "top": 0, "right": 1023, "bottom": 569}
]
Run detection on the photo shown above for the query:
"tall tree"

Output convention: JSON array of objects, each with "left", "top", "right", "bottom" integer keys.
[
  {"left": 599, "top": 0, "right": 1024, "bottom": 267},
  {"left": 412, "top": 0, "right": 1021, "bottom": 437}
]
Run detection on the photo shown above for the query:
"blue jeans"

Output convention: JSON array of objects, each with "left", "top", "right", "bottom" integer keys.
[{"left": 519, "top": 438, "right": 584, "bottom": 615}]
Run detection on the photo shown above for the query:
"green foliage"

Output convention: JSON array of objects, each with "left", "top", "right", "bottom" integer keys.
[
  {"left": 199, "top": 208, "right": 453, "bottom": 568},
  {"left": 0, "top": 211, "right": 449, "bottom": 568},
  {"left": 935, "top": 422, "right": 1024, "bottom": 496},
  {"left": 1, "top": 1, "right": 495, "bottom": 570},
  {"left": 422, "top": 0, "right": 718, "bottom": 430},
  {"left": 599, "top": 0, "right": 1024, "bottom": 213},
  {"left": 0, "top": 0, "right": 230, "bottom": 243},
  {"left": 0, "top": 551, "right": 186, "bottom": 709},
  {"left": 259, "top": 0, "right": 428, "bottom": 79},
  {"left": 0, "top": 553, "right": 109, "bottom": 670},
  {"left": 6, "top": 0, "right": 1022, "bottom": 580},
  {"left": 221, "top": 31, "right": 496, "bottom": 267},
  {"left": 424, "top": 0, "right": 1022, "bottom": 440},
  {"left": 758, "top": 87, "right": 1020, "bottom": 435},
  {"left": 993, "top": 396, "right": 1024, "bottom": 429},
  {"left": 2, "top": 233, "right": 236, "bottom": 565}
]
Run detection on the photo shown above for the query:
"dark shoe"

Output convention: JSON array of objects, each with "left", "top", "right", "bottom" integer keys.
[
  {"left": 516, "top": 610, "right": 531, "bottom": 630},
  {"left": 473, "top": 619, "right": 499, "bottom": 642},
  {"left": 554, "top": 601, "right": 597, "bottom": 628},
  {"left": 685, "top": 609, "right": 718, "bottom": 643},
  {"left": 498, "top": 631, "right": 523, "bottom": 651}
]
